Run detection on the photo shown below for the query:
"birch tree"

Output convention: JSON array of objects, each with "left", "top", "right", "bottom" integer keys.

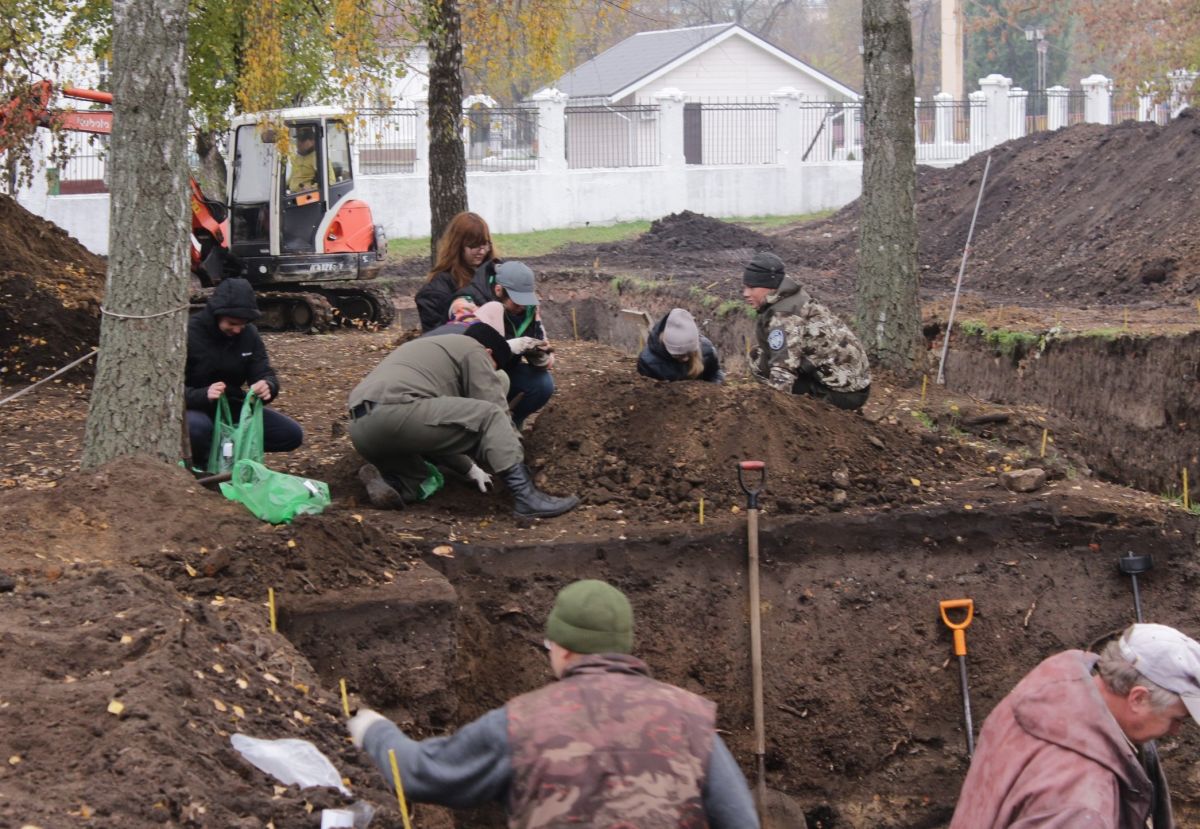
[
  {"left": 80, "top": 0, "right": 191, "bottom": 468},
  {"left": 854, "top": 0, "right": 923, "bottom": 375}
]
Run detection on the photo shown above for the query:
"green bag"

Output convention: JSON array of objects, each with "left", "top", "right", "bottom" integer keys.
[
  {"left": 205, "top": 393, "right": 265, "bottom": 474},
  {"left": 220, "top": 459, "right": 331, "bottom": 524}
]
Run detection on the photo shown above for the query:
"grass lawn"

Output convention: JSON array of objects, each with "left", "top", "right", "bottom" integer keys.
[{"left": 387, "top": 211, "right": 832, "bottom": 260}]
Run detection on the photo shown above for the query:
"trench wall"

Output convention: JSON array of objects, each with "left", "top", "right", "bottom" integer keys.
[{"left": 943, "top": 332, "right": 1200, "bottom": 494}]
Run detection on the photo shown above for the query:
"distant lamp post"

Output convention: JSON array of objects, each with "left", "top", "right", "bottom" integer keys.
[{"left": 1024, "top": 27, "right": 1047, "bottom": 92}]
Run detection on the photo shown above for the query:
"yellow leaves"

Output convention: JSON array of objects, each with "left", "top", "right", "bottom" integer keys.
[
  {"left": 212, "top": 699, "right": 227, "bottom": 713},
  {"left": 8, "top": 755, "right": 21, "bottom": 765},
  {"left": 107, "top": 700, "right": 125, "bottom": 716},
  {"left": 909, "top": 478, "right": 921, "bottom": 487}
]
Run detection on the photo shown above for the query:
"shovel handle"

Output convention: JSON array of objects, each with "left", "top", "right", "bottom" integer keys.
[
  {"left": 737, "top": 461, "right": 766, "bottom": 508},
  {"left": 940, "top": 598, "right": 974, "bottom": 656}
]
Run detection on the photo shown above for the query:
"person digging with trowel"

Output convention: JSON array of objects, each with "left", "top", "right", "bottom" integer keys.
[
  {"left": 346, "top": 579, "right": 759, "bottom": 828},
  {"left": 951, "top": 623, "right": 1200, "bottom": 828},
  {"left": 347, "top": 319, "right": 578, "bottom": 518}
]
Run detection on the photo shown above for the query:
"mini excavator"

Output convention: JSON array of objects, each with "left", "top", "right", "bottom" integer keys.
[{"left": 6, "top": 82, "right": 393, "bottom": 331}]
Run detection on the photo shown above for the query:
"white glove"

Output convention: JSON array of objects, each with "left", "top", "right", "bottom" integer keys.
[
  {"left": 466, "top": 463, "right": 492, "bottom": 493},
  {"left": 506, "top": 336, "right": 542, "bottom": 355},
  {"left": 348, "top": 708, "right": 387, "bottom": 749}
]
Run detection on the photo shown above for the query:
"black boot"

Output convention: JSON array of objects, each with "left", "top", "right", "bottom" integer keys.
[
  {"left": 358, "top": 463, "right": 405, "bottom": 509},
  {"left": 498, "top": 463, "right": 579, "bottom": 518}
]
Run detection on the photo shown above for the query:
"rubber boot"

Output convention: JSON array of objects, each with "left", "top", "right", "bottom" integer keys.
[
  {"left": 358, "top": 463, "right": 405, "bottom": 510},
  {"left": 498, "top": 463, "right": 579, "bottom": 518}
]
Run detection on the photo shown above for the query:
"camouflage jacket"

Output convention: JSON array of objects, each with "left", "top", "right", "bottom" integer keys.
[
  {"left": 752, "top": 277, "right": 871, "bottom": 393},
  {"left": 506, "top": 653, "right": 716, "bottom": 829}
]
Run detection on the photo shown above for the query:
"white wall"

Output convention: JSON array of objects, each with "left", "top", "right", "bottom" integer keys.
[{"left": 35, "top": 162, "right": 863, "bottom": 255}]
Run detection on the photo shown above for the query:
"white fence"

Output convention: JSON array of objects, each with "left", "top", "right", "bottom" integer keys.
[{"left": 16, "top": 72, "right": 1186, "bottom": 254}]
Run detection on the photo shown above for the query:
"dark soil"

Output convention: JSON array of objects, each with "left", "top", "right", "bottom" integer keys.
[
  {"left": 0, "top": 195, "right": 104, "bottom": 383},
  {"left": 5, "top": 112, "right": 1200, "bottom": 828}
]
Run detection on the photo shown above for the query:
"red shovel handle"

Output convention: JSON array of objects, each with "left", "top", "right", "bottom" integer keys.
[
  {"left": 739, "top": 461, "right": 765, "bottom": 471},
  {"left": 737, "top": 460, "right": 766, "bottom": 506}
]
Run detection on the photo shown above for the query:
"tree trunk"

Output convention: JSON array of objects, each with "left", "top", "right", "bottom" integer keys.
[
  {"left": 193, "top": 129, "right": 228, "bottom": 201},
  {"left": 855, "top": 0, "right": 924, "bottom": 376},
  {"left": 81, "top": 0, "right": 191, "bottom": 470},
  {"left": 426, "top": 0, "right": 468, "bottom": 262}
]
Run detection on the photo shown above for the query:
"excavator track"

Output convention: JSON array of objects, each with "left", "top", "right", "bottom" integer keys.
[
  {"left": 256, "top": 291, "right": 337, "bottom": 333},
  {"left": 313, "top": 283, "right": 397, "bottom": 330}
]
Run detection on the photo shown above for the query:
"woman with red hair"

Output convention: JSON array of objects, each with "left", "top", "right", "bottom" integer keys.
[{"left": 416, "top": 212, "right": 499, "bottom": 332}]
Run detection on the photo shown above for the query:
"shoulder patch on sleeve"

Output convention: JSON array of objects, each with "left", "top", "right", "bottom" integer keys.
[{"left": 767, "top": 329, "right": 786, "bottom": 351}]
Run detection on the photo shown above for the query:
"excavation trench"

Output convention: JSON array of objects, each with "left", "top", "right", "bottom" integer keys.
[{"left": 280, "top": 498, "right": 1200, "bottom": 829}]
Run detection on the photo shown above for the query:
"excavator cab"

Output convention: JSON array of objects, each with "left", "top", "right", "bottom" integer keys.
[{"left": 219, "top": 108, "right": 391, "bottom": 329}]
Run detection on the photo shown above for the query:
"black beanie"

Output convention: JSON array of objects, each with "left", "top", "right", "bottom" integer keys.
[
  {"left": 207, "top": 277, "right": 262, "bottom": 321},
  {"left": 743, "top": 251, "right": 786, "bottom": 289},
  {"left": 463, "top": 322, "right": 514, "bottom": 369}
]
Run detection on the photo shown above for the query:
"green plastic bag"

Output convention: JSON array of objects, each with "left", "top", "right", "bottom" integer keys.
[
  {"left": 220, "top": 459, "right": 331, "bottom": 524},
  {"left": 205, "top": 394, "right": 265, "bottom": 474}
]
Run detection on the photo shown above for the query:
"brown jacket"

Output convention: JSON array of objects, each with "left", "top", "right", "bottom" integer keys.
[
  {"left": 505, "top": 653, "right": 715, "bottom": 829},
  {"left": 950, "top": 650, "right": 1163, "bottom": 829}
]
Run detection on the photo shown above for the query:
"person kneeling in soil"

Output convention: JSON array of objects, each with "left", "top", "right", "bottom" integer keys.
[
  {"left": 347, "top": 579, "right": 759, "bottom": 828},
  {"left": 951, "top": 623, "right": 1200, "bottom": 828},
  {"left": 637, "top": 307, "right": 723, "bottom": 383},
  {"left": 184, "top": 278, "right": 303, "bottom": 467},
  {"left": 742, "top": 252, "right": 871, "bottom": 410},
  {"left": 347, "top": 321, "right": 578, "bottom": 518},
  {"left": 454, "top": 260, "right": 554, "bottom": 428}
]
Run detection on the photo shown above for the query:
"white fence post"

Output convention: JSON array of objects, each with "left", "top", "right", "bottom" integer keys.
[
  {"left": 771, "top": 86, "right": 804, "bottom": 167},
  {"left": 969, "top": 90, "right": 986, "bottom": 148},
  {"left": 530, "top": 87, "right": 568, "bottom": 172},
  {"left": 1008, "top": 87, "right": 1028, "bottom": 139},
  {"left": 654, "top": 87, "right": 687, "bottom": 169},
  {"left": 934, "top": 91, "right": 955, "bottom": 147},
  {"left": 979, "top": 74, "right": 1012, "bottom": 147},
  {"left": 1081, "top": 74, "right": 1112, "bottom": 125},
  {"left": 1046, "top": 86, "right": 1069, "bottom": 130},
  {"left": 412, "top": 98, "right": 429, "bottom": 177}
]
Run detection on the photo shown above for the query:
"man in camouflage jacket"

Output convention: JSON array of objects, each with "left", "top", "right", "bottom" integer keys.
[
  {"left": 348, "top": 580, "right": 759, "bottom": 829},
  {"left": 742, "top": 251, "right": 871, "bottom": 410}
]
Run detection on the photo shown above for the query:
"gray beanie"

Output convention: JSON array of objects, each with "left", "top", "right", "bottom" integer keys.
[
  {"left": 661, "top": 308, "right": 700, "bottom": 356},
  {"left": 743, "top": 251, "right": 786, "bottom": 289}
]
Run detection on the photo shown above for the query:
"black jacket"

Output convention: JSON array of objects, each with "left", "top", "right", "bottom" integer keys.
[
  {"left": 184, "top": 279, "right": 279, "bottom": 411},
  {"left": 455, "top": 261, "right": 545, "bottom": 356},
  {"left": 637, "top": 312, "right": 723, "bottom": 383},
  {"left": 415, "top": 271, "right": 467, "bottom": 332}
]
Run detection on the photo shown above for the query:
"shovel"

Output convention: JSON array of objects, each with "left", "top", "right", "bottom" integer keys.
[
  {"left": 1117, "top": 551, "right": 1173, "bottom": 828},
  {"left": 737, "top": 460, "right": 767, "bottom": 814},
  {"left": 939, "top": 598, "right": 976, "bottom": 757}
]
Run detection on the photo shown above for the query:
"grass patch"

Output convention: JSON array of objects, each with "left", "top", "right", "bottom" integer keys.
[
  {"left": 956, "top": 320, "right": 1043, "bottom": 359},
  {"left": 910, "top": 410, "right": 935, "bottom": 429},
  {"left": 388, "top": 220, "right": 651, "bottom": 260},
  {"left": 610, "top": 274, "right": 665, "bottom": 294},
  {"left": 730, "top": 210, "right": 835, "bottom": 229},
  {"left": 716, "top": 299, "right": 754, "bottom": 318}
]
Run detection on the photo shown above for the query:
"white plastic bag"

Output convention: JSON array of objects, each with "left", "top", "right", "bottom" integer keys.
[{"left": 231, "top": 734, "right": 351, "bottom": 795}]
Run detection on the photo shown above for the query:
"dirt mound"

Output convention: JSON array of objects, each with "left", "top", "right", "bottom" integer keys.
[
  {"left": 0, "top": 195, "right": 105, "bottom": 384},
  {"left": 790, "top": 113, "right": 1200, "bottom": 306},
  {"left": 0, "top": 563, "right": 421, "bottom": 828},
  {"left": 527, "top": 345, "right": 983, "bottom": 520}
]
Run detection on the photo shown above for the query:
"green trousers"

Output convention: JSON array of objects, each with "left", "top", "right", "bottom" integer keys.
[{"left": 348, "top": 397, "right": 523, "bottom": 502}]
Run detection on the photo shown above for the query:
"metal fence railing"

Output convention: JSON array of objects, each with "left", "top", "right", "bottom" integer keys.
[
  {"left": 565, "top": 104, "right": 660, "bottom": 169},
  {"left": 55, "top": 133, "right": 108, "bottom": 194},
  {"left": 354, "top": 109, "right": 420, "bottom": 175},
  {"left": 1067, "top": 91, "right": 1087, "bottom": 126},
  {"left": 684, "top": 101, "right": 777, "bottom": 165},
  {"left": 464, "top": 105, "right": 538, "bottom": 172},
  {"left": 795, "top": 102, "right": 859, "bottom": 162}
]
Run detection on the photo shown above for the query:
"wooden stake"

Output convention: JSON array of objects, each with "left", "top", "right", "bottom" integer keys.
[
  {"left": 388, "top": 749, "right": 414, "bottom": 829},
  {"left": 268, "top": 588, "right": 277, "bottom": 633},
  {"left": 339, "top": 678, "right": 350, "bottom": 718},
  {"left": 571, "top": 308, "right": 579, "bottom": 341},
  {"left": 1184, "top": 468, "right": 1191, "bottom": 511},
  {"left": 699, "top": 498, "right": 705, "bottom": 525},
  {"left": 1039, "top": 428, "right": 1049, "bottom": 459},
  {"left": 920, "top": 375, "right": 928, "bottom": 407},
  {"left": 1123, "top": 309, "right": 1129, "bottom": 331}
]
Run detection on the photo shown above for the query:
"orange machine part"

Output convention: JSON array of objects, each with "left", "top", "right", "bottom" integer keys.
[{"left": 323, "top": 200, "right": 376, "bottom": 253}]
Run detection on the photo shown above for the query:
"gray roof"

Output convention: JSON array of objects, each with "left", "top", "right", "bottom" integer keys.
[{"left": 553, "top": 24, "right": 737, "bottom": 100}]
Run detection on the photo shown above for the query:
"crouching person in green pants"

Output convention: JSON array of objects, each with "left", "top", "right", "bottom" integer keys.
[{"left": 347, "top": 322, "right": 579, "bottom": 519}]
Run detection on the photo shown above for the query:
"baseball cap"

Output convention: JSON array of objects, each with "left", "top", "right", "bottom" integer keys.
[
  {"left": 1118, "top": 623, "right": 1200, "bottom": 724},
  {"left": 495, "top": 261, "right": 539, "bottom": 306}
]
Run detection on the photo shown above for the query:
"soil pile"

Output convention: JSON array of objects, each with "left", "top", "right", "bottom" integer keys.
[
  {"left": 791, "top": 111, "right": 1200, "bottom": 306},
  {"left": 526, "top": 345, "right": 983, "bottom": 519},
  {"left": 0, "top": 195, "right": 105, "bottom": 383}
]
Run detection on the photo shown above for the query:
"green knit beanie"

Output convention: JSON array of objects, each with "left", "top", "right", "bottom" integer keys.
[{"left": 545, "top": 580, "right": 634, "bottom": 655}]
